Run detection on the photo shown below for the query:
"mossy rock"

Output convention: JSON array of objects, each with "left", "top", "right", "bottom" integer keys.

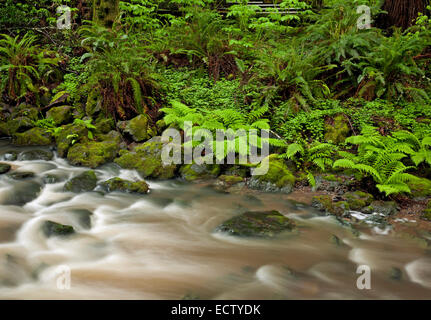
[
  {"left": 421, "top": 208, "right": 431, "bottom": 221},
  {"left": 114, "top": 136, "right": 178, "bottom": 180},
  {"left": 180, "top": 163, "right": 221, "bottom": 181},
  {"left": 215, "top": 210, "right": 296, "bottom": 238},
  {"left": 17, "top": 150, "right": 54, "bottom": 161},
  {"left": 55, "top": 123, "right": 88, "bottom": 158},
  {"left": 117, "top": 114, "right": 155, "bottom": 142},
  {"left": 94, "top": 117, "right": 115, "bottom": 134},
  {"left": 1, "top": 151, "right": 17, "bottom": 161},
  {"left": 324, "top": 114, "right": 350, "bottom": 144},
  {"left": 312, "top": 195, "right": 349, "bottom": 216},
  {"left": 99, "top": 177, "right": 149, "bottom": 194},
  {"left": 247, "top": 155, "right": 295, "bottom": 194},
  {"left": 11, "top": 103, "right": 38, "bottom": 120},
  {"left": 408, "top": 178, "right": 431, "bottom": 198},
  {"left": 42, "top": 221, "right": 75, "bottom": 238},
  {"left": 13, "top": 127, "right": 52, "bottom": 146},
  {"left": 46, "top": 105, "right": 73, "bottom": 125},
  {"left": 0, "top": 163, "right": 11, "bottom": 174},
  {"left": 67, "top": 141, "right": 119, "bottom": 168},
  {"left": 64, "top": 170, "right": 97, "bottom": 193},
  {"left": 8, "top": 171, "right": 35, "bottom": 180},
  {"left": 344, "top": 191, "right": 374, "bottom": 210},
  {"left": 362, "top": 200, "right": 399, "bottom": 216}
]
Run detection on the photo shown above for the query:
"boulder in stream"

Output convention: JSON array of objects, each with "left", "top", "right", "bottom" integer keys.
[
  {"left": 18, "top": 149, "right": 54, "bottom": 161},
  {"left": 64, "top": 170, "right": 97, "bottom": 193},
  {"left": 42, "top": 221, "right": 75, "bottom": 237},
  {"left": 0, "top": 163, "right": 11, "bottom": 174},
  {"left": 99, "top": 177, "right": 149, "bottom": 194},
  {"left": 215, "top": 210, "right": 296, "bottom": 238}
]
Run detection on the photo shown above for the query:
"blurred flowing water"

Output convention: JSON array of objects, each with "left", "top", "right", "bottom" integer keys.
[{"left": 0, "top": 139, "right": 431, "bottom": 299}]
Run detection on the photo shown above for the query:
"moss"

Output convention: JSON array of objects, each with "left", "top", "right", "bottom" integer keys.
[
  {"left": 42, "top": 221, "right": 75, "bottom": 238},
  {"left": 6, "top": 117, "right": 34, "bottom": 135},
  {"left": 13, "top": 127, "right": 52, "bottom": 146},
  {"left": 408, "top": 178, "right": 431, "bottom": 198},
  {"left": 248, "top": 155, "right": 295, "bottom": 193},
  {"left": 344, "top": 191, "right": 374, "bottom": 210},
  {"left": 46, "top": 105, "right": 73, "bottom": 125},
  {"left": 67, "top": 141, "right": 119, "bottom": 168},
  {"left": 94, "top": 117, "right": 115, "bottom": 134},
  {"left": 312, "top": 195, "right": 349, "bottom": 216},
  {"left": 322, "top": 174, "right": 343, "bottom": 183},
  {"left": 114, "top": 137, "right": 178, "bottom": 179},
  {"left": 180, "top": 163, "right": 221, "bottom": 181},
  {"left": 0, "top": 163, "right": 11, "bottom": 174},
  {"left": 324, "top": 114, "right": 350, "bottom": 144},
  {"left": 421, "top": 209, "right": 431, "bottom": 221},
  {"left": 64, "top": 170, "right": 97, "bottom": 193},
  {"left": 55, "top": 123, "right": 88, "bottom": 158},
  {"left": 219, "top": 175, "right": 244, "bottom": 185},
  {"left": 215, "top": 210, "right": 296, "bottom": 238},
  {"left": 100, "top": 177, "right": 149, "bottom": 194}
]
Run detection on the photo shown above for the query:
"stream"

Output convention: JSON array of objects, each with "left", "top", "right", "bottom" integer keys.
[{"left": 0, "top": 140, "right": 431, "bottom": 299}]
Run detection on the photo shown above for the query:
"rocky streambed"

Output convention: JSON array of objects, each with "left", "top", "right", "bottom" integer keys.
[{"left": 0, "top": 141, "right": 431, "bottom": 299}]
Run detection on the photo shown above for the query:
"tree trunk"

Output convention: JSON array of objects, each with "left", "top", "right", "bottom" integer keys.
[
  {"left": 380, "top": 0, "right": 428, "bottom": 30},
  {"left": 93, "top": 0, "right": 120, "bottom": 28}
]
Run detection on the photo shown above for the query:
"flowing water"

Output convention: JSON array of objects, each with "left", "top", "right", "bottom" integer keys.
[{"left": 0, "top": 140, "right": 431, "bottom": 300}]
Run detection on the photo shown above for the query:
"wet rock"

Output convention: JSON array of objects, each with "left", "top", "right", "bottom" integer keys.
[
  {"left": 55, "top": 123, "right": 88, "bottom": 158},
  {"left": 330, "top": 234, "right": 344, "bottom": 247},
  {"left": 213, "top": 175, "right": 245, "bottom": 192},
  {"left": 114, "top": 136, "right": 178, "bottom": 180},
  {"left": 4, "top": 117, "right": 34, "bottom": 135},
  {"left": 64, "top": 170, "right": 97, "bottom": 193},
  {"left": 99, "top": 177, "right": 149, "bottom": 194},
  {"left": 247, "top": 155, "right": 295, "bottom": 194},
  {"left": 8, "top": 171, "right": 35, "bottom": 180},
  {"left": 343, "top": 191, "right": 374, "bottom": 210},
  {"left": 324, "top": 114, "right": 350, "bottom": 144},
  {"left": 389, "top": 267, "right": 403, "bottom": 281},
  {"left": 180, "top": 163, "right": 221, "bottom": 181},
  {"left": 1, "top": 151, "right": 17, "bottom": 161},
  {"left": 42, "top": 174, "right": 62, "bottom": 184},
  {"left": 13, "top": 128, "right": 52, "bottom": 146},
  {"left": 362, "top": 200, "right": 399, "bottom": 216},
  {"left": 94, "top": 117, "right": 115, "bottom": 134},
  {"left": 46, "top": 105, "right": 73, "bottom": 125},
  {"left": 2, "top": 181, "right": 42, "bottom": 205},
  {"left": 223, "top": 165, "right": 248, "bottom": 178},
  {"left": 0, "top": 163, "right": 11, "bottom": 174},
  {"left": 215, "top": 210, "right": 296, "bottom": 238},
  {"left": 67, "top": 141, "right": 119, "bottom": 168},
  {"left": 421, "top": 200, "right": 431, "bottom": 221},
  {"left": 117, "top": 114, "right": 155, "bottom": 142},
  {"left": 42, "top": 221, "right": 75, "bottom": 237},
  {"left": 315, "top": 173, "right": 353, "bottom": 194},
  {"left": 17, "top": 149, "right": 54, "bottom": 161},
  {"left": 69, "top": 209, "right": 92, "bottom": 229},
  {"left": 312, "top": 195, "right": 349, "bottom": 216}
]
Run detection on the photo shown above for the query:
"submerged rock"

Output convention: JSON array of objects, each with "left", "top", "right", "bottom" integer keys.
[
  {"left": 17, "top": 149, "right": 54, "bottom": 161},
  {"left": 215, "top": 210, "right": 296, "bottom": 238},
  {"left": 312, "top": 195, "right": 349, "bottom": 216},
  {"left": 213, "top": 175, "right": 245, "bottom": 192},
  {"left": 13, "top": 128, "right": 52, "bottom": 146},
  {"left": 362, "top": 200, "right": 399, "bottom": 216},
  {"left": 247, "top": 155, "right": 295, "bottom": 194},
  {"left": 1, "top": 151, "right": 17, "bottom": 161},
  {"left": 67, "top": 141, "right": 119, "bottom": 168},
  {"left": 69, "top": 209, "right": 92, "bottom": 229},
  {"left": 42, "top": 221, "right": 75, "bottom": 238},
  {"left": 114, "top": 136, "right": 178, "bottom": 180},
  {"left": 180, "top": 163, "right": 221, "bottom": 181},
  {"left": 8, "top": 171, "right": 35, "bottom": 180},
  {"left": 64, "top": 170, "right": 97, "bottom": 193},
  {"left": 343, "top": 191, "right": 374, "bottom": 210},
  {"left": 99, "top": 177, "right": 149, "bottom": 194},
  {"left": 0, "top": 163, "right": 11, "bottom": 174},
  {"left": 46, "top": 105, "right": 73, "bottom": 125},
  {"left": 1, "top": 181, "right": 42, "bottom": 205}
]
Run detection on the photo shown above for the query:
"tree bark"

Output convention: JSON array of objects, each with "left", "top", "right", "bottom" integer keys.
[{"left": 380, "top": 0, "right": 428, "bottom": 30}]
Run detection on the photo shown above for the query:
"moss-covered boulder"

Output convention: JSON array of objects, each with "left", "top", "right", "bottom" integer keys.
[
  {"left": 312, "top": 195, "right": 350, "bottom": 216},
  {"left": 362, "top": 200, "right": 399, "bottom": 216},
  {"left": 55, "top": 123, "right": 89, "bottom": 158},
  {"left": 3, "top": 117, "right": 34, "bottom": 135},
  {"left": 247, "top": 155, "right": 295, "bottom": 194},
  {"left": 0, "top": 163, "right": 11, "bottom": 174},
  {"left": 13, "top": 128, "right": 52, "bottom": 146},
  {"left": 99, "top": 177, "right": 149, "bottom": 194},
  {"left": 408, "top": 178, "right": 431, "bottom": 198},
  {"left": 215, "top": 210, "right": 296, "bottom": 238},
  {"left": 324, "top": 114, "right": 350, "bottom": 144},
  {"left": 213, "top": 175, "right": 245, "bottom": 192},
  {"left": 114, "top": 136, "right": 178, "bottom": 180},
  {"left": 94, "top": 117, "right": 115, "bottom": 134},
  {"left": 64, "top": 170, "right": 97, "bottom": 193},
  {"left": 180, "top": 163, "right": 221, "bottom": 181},
  {"left": 117, "top": 114, "right": 155, "bottom": 142},
  {"left": 344, "top": 191, "right": 374, "bottom": 210},
  {"left": 42, "top": 221, "right": 75, "bottom": 238},
  {"left": 67, "top": 141, "right": 119, "bottom": 168},
  {"left": 46, "top": 105, "right": 73, "bottom": 125},
  {"left": 17, "top": 150, "right": 54, "bottom": 161}
]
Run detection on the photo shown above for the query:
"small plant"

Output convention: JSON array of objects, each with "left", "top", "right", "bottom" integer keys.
[{"left": 73, "top": 118, "right": 96, "bottom": 140}]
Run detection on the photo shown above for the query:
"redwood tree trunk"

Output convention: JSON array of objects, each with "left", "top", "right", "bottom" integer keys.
[{"left": 381, "top": 0, "right": 428, "bottom": 30}]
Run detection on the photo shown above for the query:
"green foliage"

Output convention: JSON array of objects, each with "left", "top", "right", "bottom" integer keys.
[
  {"left": 333, "top": 126, "right": 421, "bottom": 196},
  {"left": 73, "top": 118, "right": 96, "bottom": 140}
]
